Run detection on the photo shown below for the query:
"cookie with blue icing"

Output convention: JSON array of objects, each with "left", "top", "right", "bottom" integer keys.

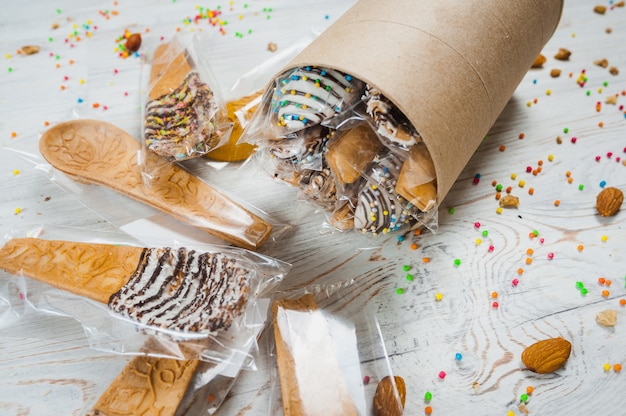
[
  {"left": 270, "top": 67, "right": 364, "bottom": 134},
  {"left": 353, "top": 152, "right": 419, "bottom": 235}
]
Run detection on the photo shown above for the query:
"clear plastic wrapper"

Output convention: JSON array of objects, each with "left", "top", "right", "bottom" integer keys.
[
  {"left": 196, "top": 27, "right": 325, "bottom": 167},
  {"left": 139, "top": 35, "right": 233, "bottom": 171},
  {"left": 242, "top": 0, "right": 564, "bottom": 238},
  {"left": 0, "top": 224, "right": 290, "bottom": 362},
  {"left": 267, "top": 281, "right": 406, "bottom": 416},
  {"left": 244, "top": 79, "right": 439, "bottom": 236},
  {"left": 4, "top": 112, "right": 284, "bottom": 251}
]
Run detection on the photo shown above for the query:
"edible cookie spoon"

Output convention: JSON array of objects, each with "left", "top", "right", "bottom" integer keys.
[{"left": 39, "top": 119, "right": 272, "bottom": 250}]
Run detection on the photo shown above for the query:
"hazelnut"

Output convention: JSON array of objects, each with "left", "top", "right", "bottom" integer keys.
[{"left": 125, "top": 33, "right": 142, "bottom": 53}]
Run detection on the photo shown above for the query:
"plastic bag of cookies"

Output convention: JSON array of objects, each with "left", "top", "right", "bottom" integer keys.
[
  {"left": 140, "top": 36, "right": 233, "bottom": 175},
  {"left": 242, "top": 0, "right": 564, "bottom": 236},
  {"left": 268, "top": 281, "right": 405, "bottom": 415},
  {"left": 0, "top": 225, "right": 290, "bottom": 358}
]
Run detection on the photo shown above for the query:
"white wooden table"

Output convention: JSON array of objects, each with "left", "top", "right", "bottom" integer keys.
[{"left": 2, "top": 1, "right": 626, "bottom": 415}]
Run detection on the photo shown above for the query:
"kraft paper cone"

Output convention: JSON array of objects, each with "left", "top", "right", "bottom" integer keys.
[{"left": 275, "top": 0, "right": 563, "bottom": 204}]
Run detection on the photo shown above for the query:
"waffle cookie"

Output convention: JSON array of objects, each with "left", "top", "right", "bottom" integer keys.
[{"left": 0, "top": 238, "right": 252, "bottom": 334}]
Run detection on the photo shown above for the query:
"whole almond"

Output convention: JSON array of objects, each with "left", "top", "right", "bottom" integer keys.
[
  {"left": 594, "top": 58, "right": 609, "bottom": 68},
  {"left": 596, "top": 187, "right": 623, "bottom": 217},
  {"left": 373, "top": 375, "right": 406, "bottom": 416},
  {"left": 521, "top": 337, "right": 571, "bottom": 374},
  {"left": 531, "top": 54, "right": 546, "bottom": 68},
  {"left": 21, "top": 45, "right": 40, "bottom": 55},
  {"left": 594, "top": 5, "right": 607, "bottom": 14},
  {"left": 125, "top": 33, "right": 142, "bottom": 53},
  {"left": 554, "top": 48, "right": 571, "bottom": 61},
  {"left": 550, "top": 68, "right": 562, "bottom": 78},
  {"left": 499, "top": 195, "right": 519, "bottom": 208}
]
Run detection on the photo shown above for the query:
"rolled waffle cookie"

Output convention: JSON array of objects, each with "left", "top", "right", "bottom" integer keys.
[
  {"left": 0, "top": 238, "right": 251, "bottom": 334},
  {"left": 270, "top": 67, "right": 363, "bottom": 134},
  {"left": 272, "top": 294, "right": 358, "bottom": 416}
]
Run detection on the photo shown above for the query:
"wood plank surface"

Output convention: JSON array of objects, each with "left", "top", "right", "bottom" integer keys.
[{"left": 1, "top": 1, "right": 625, "bottom": 415}]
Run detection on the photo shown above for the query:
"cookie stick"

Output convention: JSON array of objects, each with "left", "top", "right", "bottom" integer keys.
[
  {"left": 87, "top": 354, "right": 200, "bottom": 416},
  {"left": 0, "top": 238, "right": 251, "bottom": 334},
  {"left": 272, "top": 294, "right": 358, "bottom": 416},
  {"left": 39, "top": 119, "right": 273, "bottom": 250}
]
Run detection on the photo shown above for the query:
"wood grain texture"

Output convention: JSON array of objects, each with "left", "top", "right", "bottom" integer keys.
[{"left": 1, "top": 1, "right": 626, "bottom": 415}]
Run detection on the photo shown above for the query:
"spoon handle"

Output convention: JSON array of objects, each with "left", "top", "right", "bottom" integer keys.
[{"left": 39, "top": 119, "right": 273, "bottom": 250}]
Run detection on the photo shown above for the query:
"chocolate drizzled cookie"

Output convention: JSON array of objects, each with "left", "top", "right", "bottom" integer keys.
[
  {"left": 109, "top": 247, "right": 251, "bottom": 334},
  {"left": 363, "top": 85, "right": 421, "bottom": 149},
  {"left": 271, "top": 67, "right": 363, "bottom": 134},
  {"left": 145, "top": 72, "right": 220, "bottom": 161},
  {"left": 353, "top": 152, "right": 419, "bottom": 235}
]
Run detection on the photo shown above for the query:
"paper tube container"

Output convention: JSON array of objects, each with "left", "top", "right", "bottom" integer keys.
[{"left": 275, "top": 0, "right": 563, "bottom": 204}]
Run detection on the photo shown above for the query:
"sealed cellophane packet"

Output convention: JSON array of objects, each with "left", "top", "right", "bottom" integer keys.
[
  {"left": 139, "top": 35, "right": 233, "bottom": 173},
  {"left": 267, "top": 280, "right": 406, "bottom": 415},
  {"left": 243, "top": 77, "right": 440, "bottom": 237},
  {"left": 0, "top": 224, "right": 289, "bottom": 361},
  {"left": 241, "top": 0, "right": 564, "bottom": 238},
  {"left": 0, "top": 224, "right": 291, "bottom": 414}
]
